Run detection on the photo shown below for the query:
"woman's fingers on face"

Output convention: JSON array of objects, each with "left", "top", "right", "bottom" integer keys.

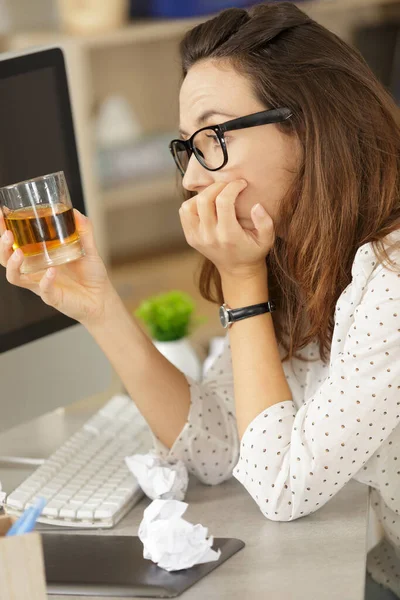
[
  {"left": 180, "top": 181, "right": 247, "bottom": 246},
  {"left": 196, "top": 182, "right": 226, "bottom": 228},
  {"left": 180, "top": 196, "right": 198, "bottom": 216},
  {"left": 216, "top": 180, "right": 248, "bottom": 202},
  {"left": 215, "top": 181, "right": 246, "bottom": 228},
  {"left": 179, "top": 200, "right": 200, "bottom": 247},
  {"left": 199, "top": 180, "right": 246, "bottom": 218},
  {"left": 215, "top": 180, "right": 247, "bottom": 232}
]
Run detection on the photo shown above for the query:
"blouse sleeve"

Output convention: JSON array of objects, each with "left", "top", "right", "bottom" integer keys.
[
  {"left": 234, "top": 260, "right": 400, "bottom": 521},
  {"left": 151, "top": 335, "right": 240, "bottom": 485}
]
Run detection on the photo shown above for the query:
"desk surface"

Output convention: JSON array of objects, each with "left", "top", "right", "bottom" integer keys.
[{"left": 0, "top": 396, "right": 369, "bottom": 600}]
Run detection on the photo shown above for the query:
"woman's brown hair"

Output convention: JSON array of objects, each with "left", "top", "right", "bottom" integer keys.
[{"left": 179, "top": 1, "right": 400, "bottom": 363}]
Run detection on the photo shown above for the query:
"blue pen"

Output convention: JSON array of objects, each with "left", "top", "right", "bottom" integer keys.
[
  {"left": 6, "top": 497, "right": 47, "bottom": 537},
  {"left": 6, "top": 506, "right": 35, "bottom": 536}
]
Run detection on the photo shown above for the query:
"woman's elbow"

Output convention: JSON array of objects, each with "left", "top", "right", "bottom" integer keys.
[
  {"left": 242, "top": 489, "right": 306, "bottom": 522},
  {"left": 194, "top": 466, "right": 234, "bottom": 486}
]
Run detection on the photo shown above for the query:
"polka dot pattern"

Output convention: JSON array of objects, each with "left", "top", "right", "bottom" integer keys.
[
  {"left": 152, "top": 232, "right": 400, "bottom": 595},
  {"left": 152, "top": 334, "right": 240, "bottom": 485}
]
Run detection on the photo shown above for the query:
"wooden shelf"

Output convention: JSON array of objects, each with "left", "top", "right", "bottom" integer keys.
[
  {"left": 7, "top": 0, "right": 400, "bottom": 51},
  {"left": 102, "top": 175, "right": 180, "bottom": 210},
  {"left": 7, "top": 16, "right": 205, "bottom": 50}
]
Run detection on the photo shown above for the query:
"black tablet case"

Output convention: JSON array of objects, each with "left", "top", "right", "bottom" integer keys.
[{"left": 42, "top": 533, "right": 245, "bottom": 598}]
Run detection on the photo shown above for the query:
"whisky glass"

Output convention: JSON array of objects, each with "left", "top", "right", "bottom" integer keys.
[{"left": 0, "top": 171, "right": 84, "bottom": 274}]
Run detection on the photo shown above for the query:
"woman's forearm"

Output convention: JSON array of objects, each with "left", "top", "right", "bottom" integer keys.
[
  {"left": 221, "top": 265, "right": 293, "bottom": 438},
  {"left": 86, "top": 284, "right": 191, "bottom": 449}
]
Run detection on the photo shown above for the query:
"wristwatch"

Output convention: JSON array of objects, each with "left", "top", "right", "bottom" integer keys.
[{"left": 219, "top": 300, "right": 276, "bottom": 329}]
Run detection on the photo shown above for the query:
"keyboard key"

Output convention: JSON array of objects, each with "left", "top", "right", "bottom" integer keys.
[
  {"left": 84, "top": 500, "right": 101, "bottom": 508},
  {"left": 84, "top": 414, "right": 110, "bottom": 434},
  {"left": 69, "top": 499, "right": 85, "bottom": 506},
  {"left": 43, "top": 501, "right": 65, "bottom": 517},
  {"left": 94, "top": 504, "right": 117, "bottom": 519},
  {"left": 77, "top": 507, "right": 95, "bottom": 520},
  {"left": 38, "top": 490, "right": 56, "bottom": 501},
  {"left": 107, "top": 491, "right": 131, "bottom": 504},
  {"left": 28, "top": 475, "right": 48, "bottom": 486},
  {"left": 6, "top": 491, "right": 30, "bottom": 510},
  {"left": 53, "top": 493, "right": 71, "bottom": 502},
  {"left": 17, "top": 482, "right": 38, "bottom": 494},
  {"left": 60, "top": 505, "right": 77, "bottom": 519}
]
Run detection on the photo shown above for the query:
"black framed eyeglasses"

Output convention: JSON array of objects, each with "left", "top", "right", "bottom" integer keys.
[{"left": 169, "top": 107, "right": 292, "bottom": 177}]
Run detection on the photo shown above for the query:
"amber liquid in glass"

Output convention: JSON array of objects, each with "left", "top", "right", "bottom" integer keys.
[{"left": 4, "top": 203, "right": 78, "bottom": 257}]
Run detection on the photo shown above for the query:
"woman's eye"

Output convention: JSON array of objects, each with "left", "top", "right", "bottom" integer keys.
[{"left": 205, "top": 134, "right": 232, "bottom": 145}]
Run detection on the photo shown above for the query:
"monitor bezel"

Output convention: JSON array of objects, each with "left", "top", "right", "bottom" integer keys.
[{"left": 0, "top": 47, "right": 87, "bottom": 354}]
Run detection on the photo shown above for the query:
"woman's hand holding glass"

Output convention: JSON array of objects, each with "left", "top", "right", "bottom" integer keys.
[
  {"left": 0, "top": 209, "right": 113, "bottom": 327},
  {"left": 179, "top": 180, "right": 275, "bottom": 279}
]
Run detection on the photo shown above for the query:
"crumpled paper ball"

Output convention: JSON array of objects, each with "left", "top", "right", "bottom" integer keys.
[
  {"left": 138, "top": 499, "right": 221, "bottom": 571},
  {"left": 125, "top": 451, "right": 189, "bottom": 501}
]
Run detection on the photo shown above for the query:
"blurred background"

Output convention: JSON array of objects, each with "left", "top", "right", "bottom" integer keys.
[{"left": 0, "top": 0, "right": 398, "bottom": 350}]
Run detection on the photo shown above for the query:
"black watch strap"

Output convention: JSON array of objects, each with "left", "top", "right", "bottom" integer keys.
[{"left": 229, "top": 300, "right": 276, "bottom": 323}]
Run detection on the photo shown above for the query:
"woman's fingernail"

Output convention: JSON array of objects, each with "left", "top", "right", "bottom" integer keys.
[
  {"left": 74, "top": 208, "right": 84, "bottom": 220},
  {"left": 3, "top": 231, "right": 12, "bottom": 244},
  {"left": 13, "top": 249, "right": 22, "bottom": 261},
  {"left": 253, "top": 203, "right": 266, "bottom": 217}
]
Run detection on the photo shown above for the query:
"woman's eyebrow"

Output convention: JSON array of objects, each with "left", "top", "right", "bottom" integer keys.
[{"left": 179, "top": 109, "right": 237, "bottom": 137}]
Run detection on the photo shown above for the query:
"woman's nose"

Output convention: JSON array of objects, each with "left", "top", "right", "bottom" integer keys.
[{"left": 182, "top": 154, "right": 214, "bottom": 193}]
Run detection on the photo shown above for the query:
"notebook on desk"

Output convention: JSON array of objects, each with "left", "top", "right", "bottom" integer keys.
[{"left": 42, "top": 533, "right": 245, "bottom": 598}]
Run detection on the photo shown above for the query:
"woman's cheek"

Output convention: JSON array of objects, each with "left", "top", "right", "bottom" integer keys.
[{"left": 234, "top": 187, "right": 258, "bottom": 220}]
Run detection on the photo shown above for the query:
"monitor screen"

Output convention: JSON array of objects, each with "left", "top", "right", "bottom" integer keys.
[{"left": 0, "top": 49, "right": 86, "bottom": 354}]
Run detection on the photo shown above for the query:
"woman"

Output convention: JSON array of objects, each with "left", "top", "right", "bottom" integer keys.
[{"left": 1, "top": 2, "right": 399, "bottom": 596}]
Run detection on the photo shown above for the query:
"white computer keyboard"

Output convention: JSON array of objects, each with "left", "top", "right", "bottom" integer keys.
[{"left": 5, "top": 395, "right": 153, "bottom": 528}]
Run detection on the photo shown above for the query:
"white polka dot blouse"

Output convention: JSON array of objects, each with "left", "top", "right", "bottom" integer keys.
[{"left": 153, "top": 229, "right": 400, "bottom": 596}]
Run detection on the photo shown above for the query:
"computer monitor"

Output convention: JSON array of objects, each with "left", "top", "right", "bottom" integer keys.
[{"left": 0, "top": 47, "right": 111, "bottom": 434}]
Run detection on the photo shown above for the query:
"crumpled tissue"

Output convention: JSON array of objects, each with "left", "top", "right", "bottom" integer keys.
[
  {"left": 125, "top": 452, "right": 189, "bottom": 501},
  {"left": 138, "top": 499, "right": 221, "bottom": 571}
]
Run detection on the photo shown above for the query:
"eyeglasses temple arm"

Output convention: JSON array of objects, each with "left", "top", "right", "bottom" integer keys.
[{"left": 220, "top": 108, "right": 292, "bottom": 133}]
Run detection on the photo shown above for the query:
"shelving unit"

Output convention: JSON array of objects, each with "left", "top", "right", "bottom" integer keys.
[
  {"left": 7, "top": 0, "right": 400, "bottom": 49},
  {"left": 5, "top": 0, "right": 400, "bottom": 264},
  {"left": 103, "top": 175, "right": 179, "bottom": 210}
]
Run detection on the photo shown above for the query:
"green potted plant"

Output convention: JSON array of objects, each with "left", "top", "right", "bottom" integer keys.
[{"left": 135, "top": 290, "right": 203, "bottom": 381}]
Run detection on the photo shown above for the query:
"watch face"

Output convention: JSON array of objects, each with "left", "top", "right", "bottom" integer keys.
[{"left": 219, "top": 305, "right": 229, "bottom": 328}]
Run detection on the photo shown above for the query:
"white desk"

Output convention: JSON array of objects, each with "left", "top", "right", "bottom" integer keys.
[{"left": 0, "top": 396, "right": 369, "bottom": 600}]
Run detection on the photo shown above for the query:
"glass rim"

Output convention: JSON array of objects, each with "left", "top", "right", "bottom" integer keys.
[{"left": 0, "top": 170, "right": 65, "bottom": 192}]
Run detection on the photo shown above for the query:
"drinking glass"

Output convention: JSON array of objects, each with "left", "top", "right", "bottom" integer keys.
[{"left": 0, "top": 171, "right": 84, "bottom": 274}]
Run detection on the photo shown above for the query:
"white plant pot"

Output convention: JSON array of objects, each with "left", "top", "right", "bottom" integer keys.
[{"left": 153, "top": 337, "right": 202, "bottom": 383}]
